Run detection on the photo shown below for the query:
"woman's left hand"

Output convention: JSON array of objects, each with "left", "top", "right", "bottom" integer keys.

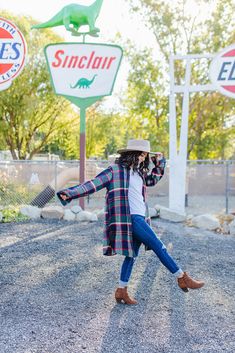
[{"left": 151, "top": 152, "right": 163, "bottom": 165}]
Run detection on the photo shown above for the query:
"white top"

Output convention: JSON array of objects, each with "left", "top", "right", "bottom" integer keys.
[{"left": 128, "top": 169, "right": 146, "bottom": 216}]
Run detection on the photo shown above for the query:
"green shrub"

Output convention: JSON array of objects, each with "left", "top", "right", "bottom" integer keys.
[{"left": 1, "top": 206, "right": 30, "bottom": 223}]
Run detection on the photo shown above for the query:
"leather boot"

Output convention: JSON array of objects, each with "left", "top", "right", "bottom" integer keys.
[
  {"left": 178, "top": 272, "right": 205, "bottom": 292},
  {"left": 115, "top": 287, "right": 138, "bottom": 305}
]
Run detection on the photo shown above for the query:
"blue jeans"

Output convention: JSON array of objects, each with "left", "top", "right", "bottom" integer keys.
[{"left": 120, "top": 214, "right": 180, "bottom": 284}]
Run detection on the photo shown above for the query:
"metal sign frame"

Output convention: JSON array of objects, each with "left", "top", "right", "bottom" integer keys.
[
  {"left": 44, "top": 42, "right": 123, "bottom": 209},
  {"left": 169, "top": 53, "right": 216, "bottom": 214}
]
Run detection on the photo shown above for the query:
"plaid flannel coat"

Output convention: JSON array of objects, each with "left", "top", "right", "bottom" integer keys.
[{"left": 57, "top": 158, "right": 166, "bottom": 257}]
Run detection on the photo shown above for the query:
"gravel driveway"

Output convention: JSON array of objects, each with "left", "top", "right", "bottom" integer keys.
[{"left": 0, "top": 218, "right": 234, "bottom": 353}]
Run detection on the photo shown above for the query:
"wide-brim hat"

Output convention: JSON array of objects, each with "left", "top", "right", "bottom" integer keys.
[{"left": 117, "top": 139, "right": 158, "bottom": 154}]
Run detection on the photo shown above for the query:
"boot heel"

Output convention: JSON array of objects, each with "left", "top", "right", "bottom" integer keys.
[
  {"left": 181, "top": 287, "right": 189, "bottom": 293},
  {"left": 115, "top": 298, "right": 123, "bottom": 303},
  {"left": 114, "top": 287, "right": 138, "bottom": 305},
  {"left": 178, "top": 272, "right": 205, "bottom": 290}
]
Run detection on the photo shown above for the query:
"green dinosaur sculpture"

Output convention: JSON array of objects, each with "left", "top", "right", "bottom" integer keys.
[
  {"left": 31, "top": 0, "right": 104, "bottom": 37},
  {"left": 70, "top": 74, "right": 97, "bottom": 89}
]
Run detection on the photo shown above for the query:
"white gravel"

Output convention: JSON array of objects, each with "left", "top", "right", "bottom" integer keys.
[{"left": 0, "top": 218, "right": 234, "bottom": 353}]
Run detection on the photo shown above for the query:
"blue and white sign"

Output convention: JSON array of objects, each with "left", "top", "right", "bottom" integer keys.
[
  {"left": 209, "top": 44, "right": 235, "bottom": 99},
  {"left": 0, "top": 17, "right": 27, "bottom": 91}
]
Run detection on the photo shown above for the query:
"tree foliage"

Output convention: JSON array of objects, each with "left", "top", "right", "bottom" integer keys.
[
  {"left": 124, "top": 0, "right": 235, "bottom": 159},
  {"left": 0, "top": 11, "right": 76, "bottom": 160},
  {"left": 1, "top": 3, "right": 234, "bottom": 161}
]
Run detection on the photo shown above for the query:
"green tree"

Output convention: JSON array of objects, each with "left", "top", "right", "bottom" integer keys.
[
  {"left": 86, "top": 105, "right": 127, "bottom": 158},
  {"left": 0, "top": 11, "right": 76, "bottom": 160},
  {"left": 121, "top": 44, "right": 169, "bottom": 154},
  {"left": 124, "top": 0, "right": 235, "bottom": 159}
]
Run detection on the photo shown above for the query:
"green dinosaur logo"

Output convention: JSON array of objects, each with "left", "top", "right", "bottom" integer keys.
[
  {"left": 31, "top": 0, "right": 104, "bottom": 37},
  {"left": 70, "top": 74, "right": 98, "bottom": 89}
]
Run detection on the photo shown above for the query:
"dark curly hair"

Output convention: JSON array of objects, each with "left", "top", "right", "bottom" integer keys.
[{"left": 115, "top": 151, "right": 150, "bottom": 174}]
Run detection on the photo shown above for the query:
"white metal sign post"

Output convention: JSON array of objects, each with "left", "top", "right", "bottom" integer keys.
[
  {"left": 169, "top": 53, "right": 215, "bottom": 214},
  {"left": 169, "top": 53, "right": 216, "bottom": 214},
  {"left": 169, "top": 44, "right": 235, "bottom": 214}
]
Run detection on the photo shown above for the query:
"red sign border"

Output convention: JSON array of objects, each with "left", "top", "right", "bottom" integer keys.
[
  {"left": 209, "top": 43, "right": 235, "bottom": 99},
  {"left": 0, "top": 17, "right": 27, "bottom": 85}
]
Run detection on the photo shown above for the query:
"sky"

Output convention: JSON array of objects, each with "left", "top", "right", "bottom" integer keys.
[
  {"left": 0, "top": 0, "right": 153, "bottom": 43},
  {"left": 0, "top": 0, "right": 157, "bottom": 109},
  {"left": 0, "top": 0, "right": 216, "bottom": 110}
]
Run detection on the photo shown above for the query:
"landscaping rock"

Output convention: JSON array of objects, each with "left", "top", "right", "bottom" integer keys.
[
  {"left": 76, "top": 210, "right": 98, "bottom": 222},
  {"left": 70, "top": 205, "right": 82, "bottom": 214},
  {"left": 19, "top": 205, "right": 41, "bottom": 220},
  {"left": 149, "top": 207, "right": 159, "bottom": 218},
  {"left": 154, "top": 204, "right": 186, "bottom": 222},
  {"left": 191, "top": 214, "right": 220, "bottom": 230},
  {"left": 63, "top": 209, "right": 76, "bottom": 221},
  {"left": 229, "top": 219, "right": 235, "bottom": 236},
  {"left": 221, "top": 221, "right": 230, "bottom": 235},
  {"left": 41, "top": 206, "right": 64, "bottom": 220},
  {"left": 93, "top": 208, "right": 105, "bottom": 218}
]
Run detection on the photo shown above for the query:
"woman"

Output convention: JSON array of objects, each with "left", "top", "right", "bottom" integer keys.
[{"left": 57, "top": 139, "right": 204, "bottom": 305}]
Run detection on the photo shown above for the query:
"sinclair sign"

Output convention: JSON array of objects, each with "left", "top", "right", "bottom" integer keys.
[
  {"left": 210, "top": 44, "right": 235, "bottom": 99},
  {"left": 0, "top": 17, "right": 27, "bottom": 91},
  {"left": 45, "top": 43, "right": 123, "bottom": 99}
]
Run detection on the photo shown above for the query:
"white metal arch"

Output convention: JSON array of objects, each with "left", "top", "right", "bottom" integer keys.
[{"left": 169, "top": 53, "right": 216, "bottom": 214}]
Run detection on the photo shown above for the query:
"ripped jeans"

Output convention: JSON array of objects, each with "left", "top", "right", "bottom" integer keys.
[{"left": 120, "top": 214, "right": 181, "bottom": 285}]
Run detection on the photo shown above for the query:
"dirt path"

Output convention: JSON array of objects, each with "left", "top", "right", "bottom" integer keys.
[{"left": 0, "top": 218, "right": 234, "bottom": 353}]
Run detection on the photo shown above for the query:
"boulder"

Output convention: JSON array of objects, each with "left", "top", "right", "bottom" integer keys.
[
  {"left": 191, "top": 214, "right": 220, "bottom": 231},
  {"left": 71, "top": 205, "right": 82, "bottom": 214},
  {"left": 20, "top": 205, "right": 41, "bottom": 219},
  {"left": 63, "top": 209, "right": 76, "bottom": 221},
  {"left": 229, "top": 219, "right": 235, "bottom": 236},
  {"left": 154, "top": 204, "right": 186, "bottom": 222},
  {"left": 221, "top": 221, "right": 230, "bottom": 235},
  {"left": 149, "top": 207, "right": 159, "bottom": 218},
  {"left": 76, "top": 211, "right": 98, "bottom": 222},
  {"left": 93, "top": 208, "right": 105, "bottom": 218},
  {"left": 41, "top": 206, "right": 64, "bottom": 220}
]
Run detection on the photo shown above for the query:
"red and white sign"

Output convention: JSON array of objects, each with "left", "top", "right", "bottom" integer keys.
[
  {"left": 0, "top": 17, "right": 27, "bottom": 91},
  {"left": 209, "top": 44, "right": 235, "bottom": 99},
  {"left": 45, "top": 43, "right": 123, "bottom": 99}
]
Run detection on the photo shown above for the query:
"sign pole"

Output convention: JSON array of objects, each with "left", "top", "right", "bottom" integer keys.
[
  {"left": 32, "top": 3, "right": 123, "bottom": 210},
  {"left": 44, "top": 42, "right": 123, "bottom": 211},
  {"left": 79, "top": 105, "right": 86, "bottom": 209},
  {"left": 169, "top": 53, "right": 215, "bottom": 214}
]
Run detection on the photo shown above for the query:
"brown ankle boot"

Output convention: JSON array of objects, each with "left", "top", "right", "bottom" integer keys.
[
  {"left": 115, "top": 287, "right": 138, "bottom": 305},
  {"left": 178, "top": 272, "right": 205, "bottom": 292}
]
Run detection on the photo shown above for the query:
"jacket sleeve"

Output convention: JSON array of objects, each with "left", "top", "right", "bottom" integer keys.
[
  {"left": 57, "top": 167, "right": 113, "bottom": 205},
  {"left": 145, "top": 157, "right": 166, "bottom": 187}
]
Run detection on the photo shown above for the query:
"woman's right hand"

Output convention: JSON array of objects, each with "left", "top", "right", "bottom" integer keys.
[{"left": 60, "top": 194, "right": 69, "bottom": 201}]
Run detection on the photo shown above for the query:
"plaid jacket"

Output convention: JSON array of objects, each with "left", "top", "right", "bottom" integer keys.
[{"left": 57, "top": 158, "right": 166, "bottom": 257}]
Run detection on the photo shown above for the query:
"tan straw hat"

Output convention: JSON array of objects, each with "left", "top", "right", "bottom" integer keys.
[{"left": 117, "top": 139, "right": 158, "bottom": 154}]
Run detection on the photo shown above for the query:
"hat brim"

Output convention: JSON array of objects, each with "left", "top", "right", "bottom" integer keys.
[{"left": 117, "top": 148, "right": 159, "bottom": 155}]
